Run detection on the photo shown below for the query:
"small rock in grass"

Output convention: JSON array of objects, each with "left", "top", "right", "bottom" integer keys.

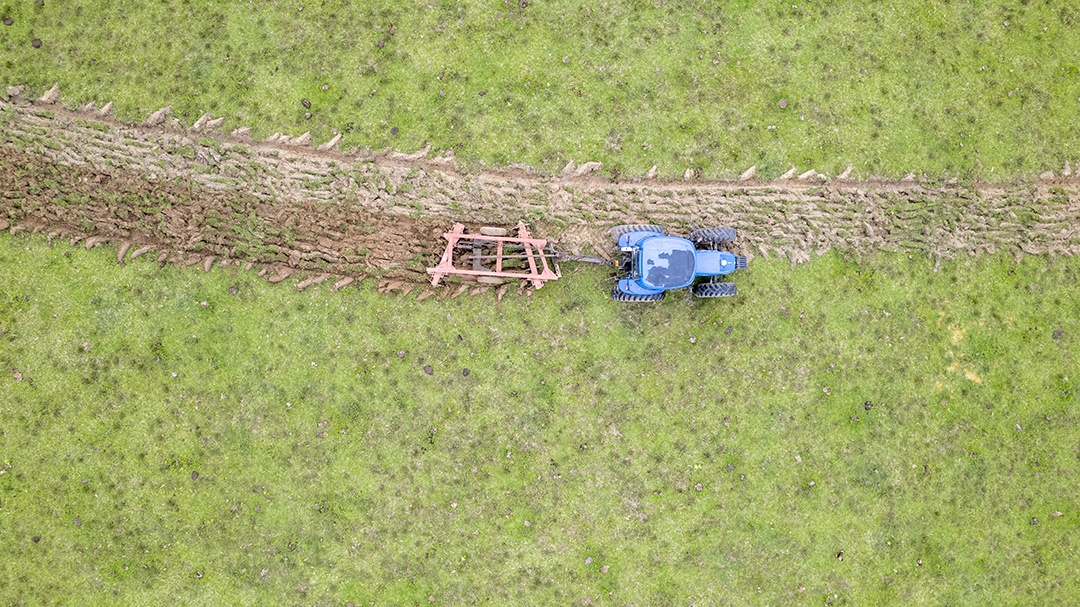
[
  {"left": 601, "top": 565, "right": 609, "bottom": 574},
  {"left": 462, "top": 368, "right": 470, "bottom": 377},
  {"left": 145, "top": 106, "right": 172, "bottom": 127},
  {"left": 779, "top": 98, "right": 788, "bottom": 109},
  {"left": 32, "top": 38, "right": 42, "bottom": 48},
  {"left": 39, "top": 83, "right": 60, "bottom": 104},
  {"left": 585, "top": 557, "right": 593, "bottom": 565},
  {"left": 574, "top": 161, "right": 603, "bottom": 176},
  {"left": 73, "top": 518, "right": 81, "bottom": 527},
  {"left": 423, "top": 365, "right": 433, "bottom": 375},
  {"left": 864, "top": 401, "right": 873, "bottom": 410},
  {"left": 3, "top": 17, "right": 13, "bottom": 26},
  {"left": 32, "top": 536, "right": 40, "bottom": 543},
  {"left": 301, "top": 98, "right": 311, "bottom": 109},
  {"left": 396, "top": 349, "right": 406, "bottom": 358},
  {"left": 191, "top": 471, "right": 199, "bottom": 480}
]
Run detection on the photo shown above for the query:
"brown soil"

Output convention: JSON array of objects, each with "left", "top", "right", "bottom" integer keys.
[{"left": 3, "top": 99, "right": 1080, "bottom": 291}]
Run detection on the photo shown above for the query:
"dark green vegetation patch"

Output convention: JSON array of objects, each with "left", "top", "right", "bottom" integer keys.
[{"left": 0, "top": 234, "right": 1077, "bottom": 605}]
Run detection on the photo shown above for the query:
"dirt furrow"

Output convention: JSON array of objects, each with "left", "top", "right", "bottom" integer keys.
[{"left": 3, "top": 98, "right": 1080, "bottom": 288}]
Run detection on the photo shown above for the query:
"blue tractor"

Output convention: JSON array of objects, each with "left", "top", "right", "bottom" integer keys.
[{"left": 611, "top": 225, "right": 747, "bottom": 302}]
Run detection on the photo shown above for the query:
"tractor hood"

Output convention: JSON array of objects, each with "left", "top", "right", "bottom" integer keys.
[{"left": 638, "top": 236, "right": 696, "bottom": 289}]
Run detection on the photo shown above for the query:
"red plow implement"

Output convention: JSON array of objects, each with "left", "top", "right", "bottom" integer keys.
[{"left": 426, "top": 223, "right": 562, "bottom": 289}]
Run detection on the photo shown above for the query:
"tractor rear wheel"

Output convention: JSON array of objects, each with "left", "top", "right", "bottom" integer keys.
[
  {"left": 689, "top": 227, "right": 737, "bottom": 245},
  {"left": 693, "top": 282, "right": 737, "bottom": 298},
  {"left": 611, "top": 284, "right": 666, "bottom": 302},
  {"left": 610, "top": 224, "right": 667, "bottom": 245}
]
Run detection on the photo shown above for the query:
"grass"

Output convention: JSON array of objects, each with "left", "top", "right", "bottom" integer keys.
[
  {"left": 1, "top": 1, "right": 1078, "bottom": 180},
  {"left": 1, "top": 233, "right": 1077, "bottom": 605}
]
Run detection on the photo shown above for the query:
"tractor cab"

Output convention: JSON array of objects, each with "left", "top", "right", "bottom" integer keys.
[{"left": 634, "top": 236, "right": 697, "bottom": 290}]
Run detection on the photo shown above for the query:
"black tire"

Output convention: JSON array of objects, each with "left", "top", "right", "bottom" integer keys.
[
  {"left": 611, "top": 284, "right": 666, "bottom": 302},
  {"left": 693, "top": 282, "right": 737, "bottom": 298},
  {"left": 611, "top": 224, "right": 667, "bottom": 245},
  {"left": 689, "top": 226, "right": 737, "bottom": 245}
]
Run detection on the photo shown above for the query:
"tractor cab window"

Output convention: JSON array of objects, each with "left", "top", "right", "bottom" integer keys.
[{"left": 640, "top": 237, "right": 696, "bottom": 289}]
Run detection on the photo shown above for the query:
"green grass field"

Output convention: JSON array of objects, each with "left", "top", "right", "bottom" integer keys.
[
  {"left": 1, "top": 233, "right": 1077, "bottom": 605},
  {"left": 2, "top": 1, "right": 1079, "bottom": 179}
]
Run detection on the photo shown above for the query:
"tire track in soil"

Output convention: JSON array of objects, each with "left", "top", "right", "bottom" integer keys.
[{"left": 2, "top": 99, "right": 1079, "bottom": 291}]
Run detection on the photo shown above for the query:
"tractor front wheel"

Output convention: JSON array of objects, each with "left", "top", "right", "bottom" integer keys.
[
  {"left": 689, "top": 227, "right": 737, "bottom": 245},
  {"left": 611, "top": 224, "right": 667, "bottom": 245},
  {"left": 693, "top": 282, "right": 737, "bottom": 298},
  {"left": 611, "top": 285, "right": 666, "bottom": 302}
]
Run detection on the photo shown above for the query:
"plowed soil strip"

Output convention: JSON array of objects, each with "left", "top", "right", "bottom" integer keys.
[
  {"left": 3, "top": 100, "right": 1079, "bottom": 284},
  {"left": 0, "top": 145, "right": 447, "bottom": 283}
]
